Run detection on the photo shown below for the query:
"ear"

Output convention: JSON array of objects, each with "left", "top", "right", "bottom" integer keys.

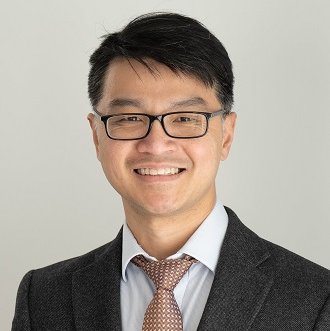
[
  {"left": 87, "top": 113, "right": 101, "bottom": 161},
  {"left": 220, "top": 112, "right": 237, "bottom": 161}
]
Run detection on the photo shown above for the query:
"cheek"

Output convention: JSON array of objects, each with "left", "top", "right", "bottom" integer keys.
[
  {"left": 208, "top": 128, "right": 223, "bottom": 162},
  {"left": 98, "top": 141, "right": 128, "bottom": 182},
  {"left": 189, "top": 136, "right": 222, "bottom": 171}
]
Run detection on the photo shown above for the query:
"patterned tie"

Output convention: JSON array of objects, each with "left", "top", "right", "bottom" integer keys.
[{"left": 132, "top": 254, "right": 197, "bottom": 331}]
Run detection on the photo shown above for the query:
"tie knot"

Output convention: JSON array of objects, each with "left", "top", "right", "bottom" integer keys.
[{"left": 132, "top": 255, "right": 197, "bottom": 291}]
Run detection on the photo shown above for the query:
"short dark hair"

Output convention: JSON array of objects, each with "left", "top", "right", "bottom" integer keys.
[{"left": 88, "top": 12, "right": 234, "bottom": 114}]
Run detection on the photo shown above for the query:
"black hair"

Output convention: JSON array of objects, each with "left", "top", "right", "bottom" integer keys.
[{"left": 88, "top": 12, "right": 234, "bottom": 114}]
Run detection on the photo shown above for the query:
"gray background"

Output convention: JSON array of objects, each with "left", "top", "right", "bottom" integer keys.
[{"left": 1, "top": 0, "right": 329, "bottom": 328}]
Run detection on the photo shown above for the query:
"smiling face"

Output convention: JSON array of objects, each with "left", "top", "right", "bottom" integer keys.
[{"left": 88, "top": 58, "right": 236, "bottom": 221}]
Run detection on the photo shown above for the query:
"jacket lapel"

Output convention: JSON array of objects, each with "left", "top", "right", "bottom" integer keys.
[
  {"left": 197, "top": 207, "right": 274, "bottom": 330},
  {"left": 72, "top": 229, "right": 123, "bottom": 331}
]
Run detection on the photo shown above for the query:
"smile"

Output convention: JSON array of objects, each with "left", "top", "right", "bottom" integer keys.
[{"left": 134, "top": 168, "right": 185, "bottom": 176}]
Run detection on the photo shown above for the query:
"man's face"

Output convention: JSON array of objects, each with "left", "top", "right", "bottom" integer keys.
[{"left": 88, "top": 58, "right": 236, "bottom": 219}]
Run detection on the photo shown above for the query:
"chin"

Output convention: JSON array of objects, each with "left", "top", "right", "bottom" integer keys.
[{"left": 134, "top": 198, "right": 184, "bottom": 217}]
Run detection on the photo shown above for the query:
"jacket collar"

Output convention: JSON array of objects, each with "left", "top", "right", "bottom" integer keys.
[
  {"left": 72, "top": 229, "right": 123, "bottom": 330},
  {"left": 197, "top": 207, "right": 274, "bottom": 330}
]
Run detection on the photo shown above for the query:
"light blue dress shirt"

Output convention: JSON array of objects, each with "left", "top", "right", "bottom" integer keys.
[{"left": 120, "top": 200, "right": 228, "bottom": 331}]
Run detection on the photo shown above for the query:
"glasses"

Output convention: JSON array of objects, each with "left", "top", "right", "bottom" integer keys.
[{"left": 93, "top": 108, "right": 223, "bottom": 140}]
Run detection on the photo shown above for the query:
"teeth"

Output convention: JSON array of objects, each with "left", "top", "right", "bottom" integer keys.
[{"left": 136, "top": 168, "right": 181, "bottom": 176}]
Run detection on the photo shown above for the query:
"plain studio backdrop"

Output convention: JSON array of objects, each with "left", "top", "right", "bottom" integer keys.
[{"left": 1, "top": 0, "right": 329, "bottom": 328}]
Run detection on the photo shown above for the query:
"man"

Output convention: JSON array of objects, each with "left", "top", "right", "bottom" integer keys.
[{"left": 12, "top": 12, "right": 329, "bottom": 331}]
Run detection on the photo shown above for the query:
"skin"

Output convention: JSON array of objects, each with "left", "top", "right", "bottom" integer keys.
[{"left": 88, "top": 58, "right": 236, "bottom": 260}]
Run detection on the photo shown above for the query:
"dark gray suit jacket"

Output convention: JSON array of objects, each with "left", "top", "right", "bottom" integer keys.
[{"left": 12, "top": 207, "right": 330, "bottom": 330}]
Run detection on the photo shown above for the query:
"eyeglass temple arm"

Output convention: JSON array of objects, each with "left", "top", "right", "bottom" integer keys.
[
  {"left": 209, "top": 109, "right": 223, "bottom": 118},
  {"left": 92, "top": 108, "right": 103, "bottom": 120}
]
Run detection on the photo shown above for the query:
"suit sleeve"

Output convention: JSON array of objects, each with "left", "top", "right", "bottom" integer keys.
[
  {"left": 12, "top": 270, "right": 34, "bottom": 331},
  {"left": 313, "top": 294, "right": 330, "bottom": 331}
]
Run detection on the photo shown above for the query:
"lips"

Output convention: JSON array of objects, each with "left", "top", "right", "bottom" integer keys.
[{"left": 134, "top": 168, "right": 185, "bottom": 176}]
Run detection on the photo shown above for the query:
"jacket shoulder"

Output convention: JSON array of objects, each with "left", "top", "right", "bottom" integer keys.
[
  {"left": 264, "top": 238, "right": 330, "bottom": 284},
  {"left": 33, "top": 241, "right": 111, "bottom": 276},
  {"left": 12, "top": 230, "right": 123, "bottom": 330},
  {"left": 225, "top": 206, "right": 330, "bottom": 284},
  {"left": 32, "top": 227, "right": 122, "bottom": 277}
]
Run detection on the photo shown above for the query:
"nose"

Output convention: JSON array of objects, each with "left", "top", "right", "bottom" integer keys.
[{"left": 135, "top": 119, "right": 177, "bottom": 155}]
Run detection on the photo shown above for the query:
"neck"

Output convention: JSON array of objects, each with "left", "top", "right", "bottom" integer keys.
[{"left": 124, "top": 197, "right": 216, "bottom": 260}]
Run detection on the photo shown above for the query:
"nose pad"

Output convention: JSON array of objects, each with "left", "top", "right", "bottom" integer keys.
[{"left": 148, "top": 117, "right": 167, "bottom": 138}]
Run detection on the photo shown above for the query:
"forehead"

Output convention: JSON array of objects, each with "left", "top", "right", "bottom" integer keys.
[{"left": 99, "top": 57, "right": 220, "bottom": 111}]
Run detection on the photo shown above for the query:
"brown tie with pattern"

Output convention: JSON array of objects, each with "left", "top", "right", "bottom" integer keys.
[{"left": 132, "top": 254, "right": 197, "bottom": 331}]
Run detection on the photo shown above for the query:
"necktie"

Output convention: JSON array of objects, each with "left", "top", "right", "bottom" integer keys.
[{"left": 132, "top": 254, "right": 197, "bottom": 331}]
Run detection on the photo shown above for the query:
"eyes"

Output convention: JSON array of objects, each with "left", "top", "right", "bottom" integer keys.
[
  {"left": 119, "top": 116, "right": 142, "bottom": 122},
  {"left": 113, "top": 114, "right": 199, "bottom": 123},
  {"left": 174, "top": 116, "right": 195, "bottom": 123},
  {"left": 111, "top": 115, "right": 146, "bottom": 125}
]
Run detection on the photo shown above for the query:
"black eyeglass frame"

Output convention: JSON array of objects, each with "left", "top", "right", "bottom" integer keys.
[{"left": 93, "top": 108, "right": 223, "bottom": 141}]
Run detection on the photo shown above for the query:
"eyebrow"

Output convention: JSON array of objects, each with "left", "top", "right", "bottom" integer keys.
[
  {"left": 108, "top": 98, "right": 142, "bottom": 108},
  {"left": 107, "top": 97, "right": 208, "bottom": 110},
  {"left": 169, "top": 97, "right": 207, "bottom": 108}
]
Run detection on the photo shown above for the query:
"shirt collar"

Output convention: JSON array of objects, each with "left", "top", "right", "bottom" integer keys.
[{"left": 121, "top": 200, "right": 228, "bottom": 282}]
